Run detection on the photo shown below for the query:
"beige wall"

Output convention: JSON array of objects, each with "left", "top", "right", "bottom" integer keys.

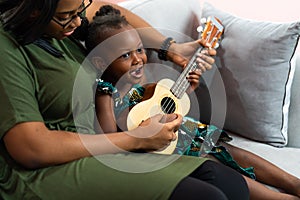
[
  {"left": 204, "top": 0, "right": 298, "bottom": 22},
  {"left": 106, "top": 0, "right": 299, "bottom": 22}
]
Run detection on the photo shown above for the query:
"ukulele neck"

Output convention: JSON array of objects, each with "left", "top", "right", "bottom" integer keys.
[
  {"left": 170, "top": 46, "right": 204, "bottom": 99},
  {"left": 171, "top": 16, "right": 224, "bottom": 99}
]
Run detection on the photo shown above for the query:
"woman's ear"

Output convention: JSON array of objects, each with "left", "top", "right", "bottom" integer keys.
[
  {"left": 92, "top": 56, "right": 107, "bottom": 72},
  {"left": 30, "top": 10, "right": 41, "bottom": 19}
]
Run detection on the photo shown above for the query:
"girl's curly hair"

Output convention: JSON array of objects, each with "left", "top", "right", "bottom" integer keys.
[{"left": 85, "top": 5, "right": 129, "bottom": 52}]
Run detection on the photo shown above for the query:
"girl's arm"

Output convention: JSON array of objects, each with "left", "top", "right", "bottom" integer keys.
[{"left": 95, "top": 93, "right": 118, "bottom": 133}]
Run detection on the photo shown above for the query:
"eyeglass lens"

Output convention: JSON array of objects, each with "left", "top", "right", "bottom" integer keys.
[{"left": 53, "top": 0, "right": 92, "bottom": 28}]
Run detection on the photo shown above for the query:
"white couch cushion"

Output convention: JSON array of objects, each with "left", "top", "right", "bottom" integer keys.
[{"left": 230, "top": 134, "right": 300, "bottom": 178}]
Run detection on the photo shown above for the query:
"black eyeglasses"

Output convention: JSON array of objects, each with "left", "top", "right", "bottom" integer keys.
[{"left": 52, "top": 0, "right": 92, "bottom": 29}]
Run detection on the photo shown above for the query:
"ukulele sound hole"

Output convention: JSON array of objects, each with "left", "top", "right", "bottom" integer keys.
[{"left": 161, "top": 97, "right": 176, "bottom": 114}]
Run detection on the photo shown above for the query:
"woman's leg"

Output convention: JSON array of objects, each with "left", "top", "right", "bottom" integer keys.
[
  {"left": 221, "top": 142, "right": 300, "bottom": 199},
  {"left": 13, "top": 152, "right": 251, "bottom": 200},
  {"left": 187, "top": 160, "right": 250, "bottom": 200},
  {"left": 18, "top": 154, "right": 248, "bottom": 200},
  {"left": 169, "top": 176, "right": 228, "bottom": 200}
]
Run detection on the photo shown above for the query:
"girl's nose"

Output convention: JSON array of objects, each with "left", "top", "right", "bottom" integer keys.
[{"left": 132, "top": 53, "right": 141, "bottom": 64}]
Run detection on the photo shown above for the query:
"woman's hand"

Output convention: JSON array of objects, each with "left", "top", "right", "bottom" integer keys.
[
  {"left": 186, "top": 48, "right": 215, "bottom": 93},
  {"left": 132, "top": 113, "right": 182, "bottom": 151},
  {"left": 167, "top": 39, "right": 216, "bottom": 69}
]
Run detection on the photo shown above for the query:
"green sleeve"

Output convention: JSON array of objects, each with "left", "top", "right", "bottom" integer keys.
[{"left": 0, "top": 28, "right": 43, "bottom": 138}]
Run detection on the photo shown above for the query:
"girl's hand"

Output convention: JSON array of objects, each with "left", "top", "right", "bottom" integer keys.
[
  {"left": 186, "top": 48, "right": 215, "bottom": 93},
  {"left": 186, "top": 68, "right": 201, "bottom": 93}
]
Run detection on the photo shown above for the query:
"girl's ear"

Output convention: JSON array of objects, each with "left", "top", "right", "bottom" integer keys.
[{"left": 92, "top": 56, "right": 107, "bottom": 72}]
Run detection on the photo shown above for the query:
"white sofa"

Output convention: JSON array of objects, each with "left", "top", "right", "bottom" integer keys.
[{"left": 118, "top": 0, "right": 300, "bottom": 183}]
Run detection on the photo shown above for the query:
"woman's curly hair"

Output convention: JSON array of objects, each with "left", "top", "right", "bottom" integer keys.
[{"left": 0, "top": 0, "right": 59, "bottom": 44}]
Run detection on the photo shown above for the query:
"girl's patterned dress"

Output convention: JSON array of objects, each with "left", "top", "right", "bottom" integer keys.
[{"left": 96, "top": 80, "right": 256, "bottom": 179}]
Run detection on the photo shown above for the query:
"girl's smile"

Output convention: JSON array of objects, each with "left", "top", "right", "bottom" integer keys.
[{"left": 129, "top": 66, "right": 144, "bottom": 79}]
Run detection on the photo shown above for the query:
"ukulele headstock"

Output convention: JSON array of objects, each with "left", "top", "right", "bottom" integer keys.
[{"left": 197, "top": 16, "right": 224, "bottom": 49}]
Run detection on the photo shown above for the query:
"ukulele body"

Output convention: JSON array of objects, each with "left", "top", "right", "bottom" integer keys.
[{"left": 127, "top": 78, "right": 191, "bottom": 154}]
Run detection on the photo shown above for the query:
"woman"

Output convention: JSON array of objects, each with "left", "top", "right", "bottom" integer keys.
[{"left": 0, "top": 0, "right": 250, "bottom": 199}]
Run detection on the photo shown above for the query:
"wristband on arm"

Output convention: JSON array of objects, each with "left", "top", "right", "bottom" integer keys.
[{"left": 158, "top": 37, "right": 176, "bottom": 61}]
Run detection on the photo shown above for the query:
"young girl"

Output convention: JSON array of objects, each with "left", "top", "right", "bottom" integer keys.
[{"left": 86, "top": 5, "right": 300, "bottom": 200}]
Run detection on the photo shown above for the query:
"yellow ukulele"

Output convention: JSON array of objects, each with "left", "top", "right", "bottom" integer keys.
[{"left": 127, "top": 16, "right": 224, "bottom": 154}]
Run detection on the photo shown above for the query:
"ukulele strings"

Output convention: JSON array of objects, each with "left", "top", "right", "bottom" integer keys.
[
  {"left": 171, "top": 23, "right": 216, "bottom": 99},
  {"left": 161, "top": 41, "right": 211, "bottom": 114},
  {"left": 161, "top": 21, "right": 220, "bottom": 115},
  {"left": 172, "top": 27, "right": 220, "bottom": 101},
  {"left": 160, "top": 49, "right": 201, "bottom": 114},
  {"left": 171, "top": 46, "right": 203, "bottom": 98}
]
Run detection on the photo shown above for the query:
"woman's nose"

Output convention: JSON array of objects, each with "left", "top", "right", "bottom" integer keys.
[{"left": 68, "top": 16, "right": 82, "bottom": 29}]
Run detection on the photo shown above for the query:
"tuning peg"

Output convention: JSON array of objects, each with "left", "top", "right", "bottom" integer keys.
[
  {"left": 214, "top": 42, "right": 219, "bottom": 49},
  {"left": 200, "top": 17, "right": 207, "bottom": 24},
  {"left": 211, "top": 37, "right": 220, "bottom": 49},
  {"left": 197, "top": 26, "right": 204, "bottom": 33}
]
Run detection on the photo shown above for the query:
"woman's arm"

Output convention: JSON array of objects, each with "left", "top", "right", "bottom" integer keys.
[
  {"left": 86, "top": 1, "right": 165, "bottom": 49},
  {"left": 3, "top": 114, "right": 181, "bottom": 169},
  {"left": 86, "top": 1, "right": 216, "bottom": 68}
]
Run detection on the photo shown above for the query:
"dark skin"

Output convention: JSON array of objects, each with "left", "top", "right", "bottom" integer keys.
[{"left": 218, "top": 142, "right": 300, "bottom": 200}]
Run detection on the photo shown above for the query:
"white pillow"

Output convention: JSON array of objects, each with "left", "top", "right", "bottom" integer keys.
[
  {"left": 118, "top": 0, "right": 202, "bottom": 42},
  {"left": 118, "top": 0, "right": 204, "bottom": 73},
  {"left": 200, "top": 2, "right": 300, "bottom": 146}
]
